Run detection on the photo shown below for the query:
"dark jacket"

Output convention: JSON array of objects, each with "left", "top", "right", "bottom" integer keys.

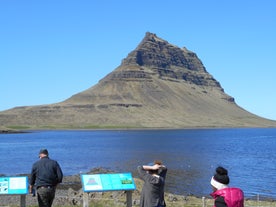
[
  {"left": 137, "top": 166, "right": 167, "bottom": 207},
  {"left": 30, "top": 157, "right": 63, "bottom": 188}
]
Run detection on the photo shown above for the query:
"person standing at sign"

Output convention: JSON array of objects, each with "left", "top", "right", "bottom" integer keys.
[
  {"left": 137, "top": 160, "right": 167, "bottom": 207},
  {"left": 29, "top": 149, "right": 63, "bottom": 207}
]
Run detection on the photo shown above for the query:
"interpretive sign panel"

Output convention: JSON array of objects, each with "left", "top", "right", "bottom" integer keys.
[
  {"left": 0, "top": 176, "right": 28, "bottom": 194},
  {"left": 81, "top": 172, "right": 136, "bottom": 192}
]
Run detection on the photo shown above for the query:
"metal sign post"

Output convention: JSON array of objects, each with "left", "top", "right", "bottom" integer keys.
[{"left": 126, "top": 191, "right": 132, "bottom": 207}]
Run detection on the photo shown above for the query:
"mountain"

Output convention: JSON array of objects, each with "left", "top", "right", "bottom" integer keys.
[{"left": 1, "top": 32, "right": 276, "bottom": 129}]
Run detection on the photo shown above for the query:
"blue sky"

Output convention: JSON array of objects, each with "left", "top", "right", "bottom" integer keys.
[{"left": 1, "top": 0, "right": 275, "bottom": 120}]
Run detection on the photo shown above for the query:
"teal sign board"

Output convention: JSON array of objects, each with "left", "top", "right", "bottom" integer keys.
[
  {"left": 0, "top": 176, "right": 28, "bottom": 194},
  {"left": 81, "top": 173, "right": 136, "bottom": 192}
]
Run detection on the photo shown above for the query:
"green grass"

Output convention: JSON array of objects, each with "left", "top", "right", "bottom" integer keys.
[
  {"left": 5, "top": 124, "right": 145, "bottom": 130},
  {"left": 6, "top": 125, "right": 31, "bottom": 130}
]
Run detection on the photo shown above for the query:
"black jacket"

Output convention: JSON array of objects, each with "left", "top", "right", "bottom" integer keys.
[
  {"left": 215, "top": 196, "right": 227, "bottom": 207},
  {"left": 30, "top": 157, "right": 63, "bottom": 187}
]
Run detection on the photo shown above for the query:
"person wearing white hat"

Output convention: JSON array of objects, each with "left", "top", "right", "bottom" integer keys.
[{"left": 210, "top": 166, "right": 244, "bottom": 207}]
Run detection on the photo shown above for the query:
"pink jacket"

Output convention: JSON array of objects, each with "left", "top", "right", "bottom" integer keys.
[{"left": 211, "top": 187, "right": 244, "bottom": 207}]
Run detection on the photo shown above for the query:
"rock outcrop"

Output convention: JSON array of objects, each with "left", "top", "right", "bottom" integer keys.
[
  {"left": 122, "top": 32, "right": 221, "bottom": 88},
  {"left": 0, "top": 32, "right": 275, "bottom": 128}
]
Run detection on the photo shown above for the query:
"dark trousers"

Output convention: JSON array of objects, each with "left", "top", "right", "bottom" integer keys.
[{"left": 37, "top": 186, "right": 56, "bottom": 207}]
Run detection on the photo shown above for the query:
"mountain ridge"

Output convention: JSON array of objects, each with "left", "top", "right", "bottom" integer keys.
[{"left": 1, "top": 32, "right": 276, "bottom": 129}]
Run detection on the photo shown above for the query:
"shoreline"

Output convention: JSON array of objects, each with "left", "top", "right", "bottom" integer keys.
[
  {"left": 6, "top": 168, "right": 276, "bottom": 201},
  {"left": 1, "top": 126, "right": 276, "bottom": 133},
  {"left": 52, "top": 169, "right": 276, "bottom": 201},
  {"left": 0, "top": 169, "right": 275, "bottom": 207}
]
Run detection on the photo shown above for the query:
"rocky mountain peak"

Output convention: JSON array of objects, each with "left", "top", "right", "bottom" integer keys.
[
  {"left": 122, "top": 32, "right": 203, "bottom": 70},
  {"left": 120, "top": 32, "right": 221, "bottom": 88}
]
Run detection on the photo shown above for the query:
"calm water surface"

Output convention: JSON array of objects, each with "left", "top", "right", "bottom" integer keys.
[{"left": 0, "top": 128, "right": 276, "bottom": 199}]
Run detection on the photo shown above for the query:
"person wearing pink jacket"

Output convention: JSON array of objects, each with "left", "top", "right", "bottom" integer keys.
[{"left": 210, "top": 166, "right": 244, "bottom": 207}]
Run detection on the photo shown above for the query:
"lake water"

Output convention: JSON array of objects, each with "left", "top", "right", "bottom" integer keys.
[{"left": 0, "top": 128, "right": 276, "bottom": 199}]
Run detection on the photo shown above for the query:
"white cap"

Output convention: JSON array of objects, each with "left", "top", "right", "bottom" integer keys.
[{"left": 210, "top": 176, "right": 228, "bottom": 190}]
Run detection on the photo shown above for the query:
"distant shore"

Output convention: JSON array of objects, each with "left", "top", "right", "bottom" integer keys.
[
  {"left": 0, "top": 126, "right": 29, "bottom": 134},
  {"left": 1, "top": 125, "right": 272, "bottom": 134}
]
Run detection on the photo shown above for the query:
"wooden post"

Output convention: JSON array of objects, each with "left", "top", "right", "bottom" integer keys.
[
  {"left": 83, "top": 192, "right": 89, "bottom": 207},
  {"left": 126, "top": 191, "right": 132, "bottom": 207},
  {"left": 202, "top": 196, "right": 206, "bottom": 207},
  {"left": 20, "top": 195, "right": 26, "bottom": 207}
]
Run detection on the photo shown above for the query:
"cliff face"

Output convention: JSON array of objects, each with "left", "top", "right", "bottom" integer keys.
[
  {"left": 121, "top": 32, "right": 221, "bottom": 88},
  {"left": 0, "top": 32, "right": 275, "bottom": 128}
]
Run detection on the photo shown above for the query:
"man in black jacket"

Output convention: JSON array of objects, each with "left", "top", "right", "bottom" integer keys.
[{"left": 29, "top": 149, "right": 63, "bottom": 207}]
